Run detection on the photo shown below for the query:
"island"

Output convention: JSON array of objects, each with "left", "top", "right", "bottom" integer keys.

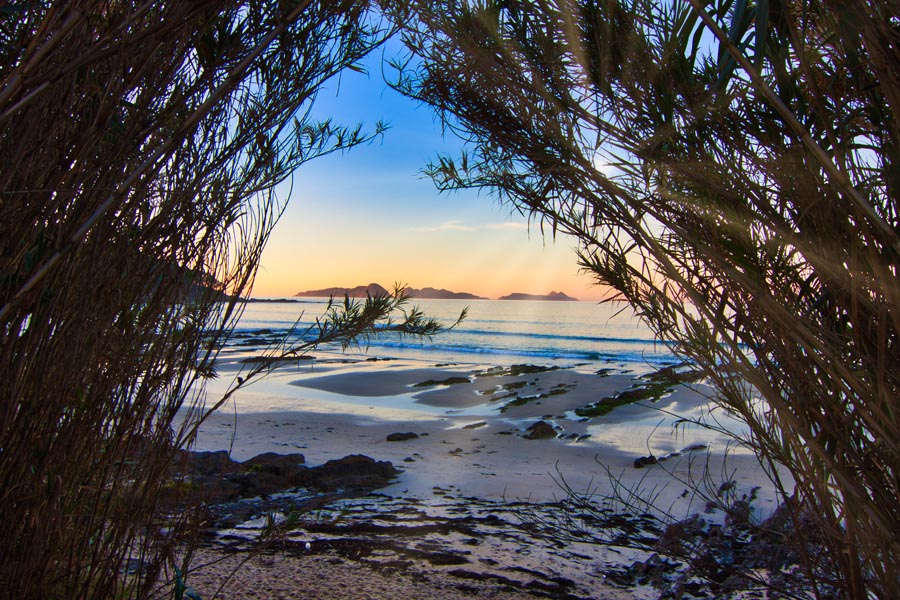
[
  {"left": 294, "top": 283, "right": 486, "bottom": 300},
  {"left": 498, "top": 291, "right": 578, "bottom": 301},
  {"left": 295, "top": 283, "right": 391, "bottom": 298},
  {"left": 407, "top": 286, "right": 487, "bottom": 300}
]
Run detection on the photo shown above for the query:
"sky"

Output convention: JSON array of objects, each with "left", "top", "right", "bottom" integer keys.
[{"left": 252, "top": 38, "right": 608, "bottom": 301}]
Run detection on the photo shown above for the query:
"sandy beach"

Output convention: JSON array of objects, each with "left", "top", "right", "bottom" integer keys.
[{"left": 181, "top": 352, "right": 785, "bottom": 598}]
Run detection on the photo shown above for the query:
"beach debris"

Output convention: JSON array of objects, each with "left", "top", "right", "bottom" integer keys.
[
  {"left": 633, "top": 455, "right": 658, "bottom": 469},
  {"left": 682, "top": 443, "right": 708, "bottom": 453},
  {"left": 618, "top": 553, "right": 677, "bottom": 587},
  {"left": 522, "top": 420, "right": 558, "bottom": 440},
  {"left": 386, "top": 432, "right": 419, "bottom": 442},
  {"left": 462, "top": 421, "right": 487, "bottom": 430},
  {"left": 595, "top": 367, "right": 618, "bottom": 377}
]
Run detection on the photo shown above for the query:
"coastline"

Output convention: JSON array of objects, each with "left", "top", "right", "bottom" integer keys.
[{"left": 179, "top": 354, "right": 785, "bottom": 598}]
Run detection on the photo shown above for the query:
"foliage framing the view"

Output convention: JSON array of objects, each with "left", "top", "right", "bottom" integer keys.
[
  {"left": 0, "top": 2, "right": 412, "bottom": 597},
  {"left": 388, "top": 1, "right": 900, "bottom": 597}
]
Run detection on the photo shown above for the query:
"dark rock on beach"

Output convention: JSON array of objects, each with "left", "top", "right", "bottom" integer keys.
[
  {"left": 310, "top": 454, "right": 399, "bottom": 491},
  {"left": 633, "top": 455, "right": 658, "bottom": 468},
  {"left": 177, "top": 450, "right": 241, "bottom": 477},
  {"left": 243, "top": 452, "right": 305, "bottom": 473},
  {"left": 523, "top": 420, "right": 557, "bottom": 440},
  {"left": 386, "top": 432, "right": 420, "bottom": 441},
  {"left": 164, "top": 450, "right": 399, "bottom": 505}
]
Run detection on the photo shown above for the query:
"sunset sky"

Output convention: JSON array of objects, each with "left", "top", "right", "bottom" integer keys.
[{"left": 253, "top": 40, "right": 606, "bottom": 301}]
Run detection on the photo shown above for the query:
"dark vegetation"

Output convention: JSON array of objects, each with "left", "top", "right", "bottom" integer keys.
[
  {"left": 388, "top": 0, "right": 900, "bottom": 597},
  {"left": 4, "top": 1, "right": 898, "bottom": 598},
  {"left": 0, "top": 3, "right": 461, "bottom": 598}
]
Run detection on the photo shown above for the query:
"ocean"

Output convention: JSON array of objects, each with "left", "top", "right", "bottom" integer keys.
[
  {"left": 201, "top": 296, "right": 759, "bottom": 477},
  {"left": 231, "top": 297, "right": 676, "bottom": 370},
  {"left": 202, "top": 296, "right": 761, "bottom": 485}
]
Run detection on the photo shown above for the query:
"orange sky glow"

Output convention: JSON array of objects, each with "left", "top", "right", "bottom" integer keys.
[{"left": 247, "top": 42, "right": 612, "bottom": 303}]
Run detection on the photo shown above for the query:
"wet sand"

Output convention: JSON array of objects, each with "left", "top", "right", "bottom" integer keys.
[{"left": 181, "top": 355, "right": 784, "bottom": 598}]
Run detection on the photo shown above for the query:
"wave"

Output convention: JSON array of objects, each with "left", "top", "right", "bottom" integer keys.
[
  {"left": 233, "top": 323, "right": 658, "bottom": 347},
  {"left": 227, "top": 325, "right": 674, "bottom": 364},
  {"left": 441, "top": 327, "right": 659, "bottom": 346},
  {"left": 339, "top": 338, "right": 676, "bottom": 365}
]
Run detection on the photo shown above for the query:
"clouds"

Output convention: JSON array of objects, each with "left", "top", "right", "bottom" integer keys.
[
  {"left": 412, "top": 220, "right": 474, "bottom": 232},
  {"left": 411, "top": 219, "right": 529, "bottom": 233},
  {"left": 484, "top": 221, "right": 529, "bottom": 231}
]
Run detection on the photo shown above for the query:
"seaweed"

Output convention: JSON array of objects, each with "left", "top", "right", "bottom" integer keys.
[
  {"left": 575, "top": 364, "right": 704, "bottom": 418},
  {"left": 413, "top": 376, "right": 471, "bottom": 387},
  {"left": 476, "top": 364, "right": 559, "bottom": 378},
  {"left": 478, "top": 380, "right": 528, "bottom": 396}
]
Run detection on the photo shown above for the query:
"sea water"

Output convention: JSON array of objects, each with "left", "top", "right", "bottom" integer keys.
[
  {"left": 230, "top": 297, "right": 676, "bottom": 369},
  {"left": 212, "top": 298, "right": 758, "bottom": 462}
]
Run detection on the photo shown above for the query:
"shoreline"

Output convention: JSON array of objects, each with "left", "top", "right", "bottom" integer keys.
[{"left": 177, "top": 356, "right": 787, "bottom": 598}]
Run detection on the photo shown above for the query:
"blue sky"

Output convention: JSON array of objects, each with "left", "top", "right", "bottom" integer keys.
[{"left": 254, "top": 37, "right": 606, "bottom": 300}]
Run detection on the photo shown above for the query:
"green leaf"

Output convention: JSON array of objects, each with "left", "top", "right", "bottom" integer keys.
[{"left": 716, "top": 0, "right": 749, "bottom": 89}]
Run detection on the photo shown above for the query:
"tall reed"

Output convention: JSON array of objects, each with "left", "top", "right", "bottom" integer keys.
[
  {"left": 0, "top": 2, "right": 394, "bottom": 597},
  {"left": 389, "top": 1, "right": 900, "bottom": 597}
]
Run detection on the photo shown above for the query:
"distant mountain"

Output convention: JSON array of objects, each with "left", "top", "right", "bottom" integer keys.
[
  {"left": 498, "top": 291, "right": 578, "bottom": 301},
  {"left": 407, "top": 286, "right": 486, "bottom": 300},
  {"left": 294, "top": 283, "right": 571, "bottom": 301},
  {"left": 295, "top": 283, "right": 390, "bottom": 298},
  {"left": 293, "top": 283, "right": 485, "bottom": 300}
]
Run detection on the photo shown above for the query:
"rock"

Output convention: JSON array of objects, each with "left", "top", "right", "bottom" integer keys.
[
  {"left": 633, "top": 455, "right": 658, "bottom": 469},
  {"left": 386, "top": 432, "right": 419, "bottom": 441},
  {"left": 523, "top": 420, "right": 557, "bottom": 440},
  {"left": 308, "top": 454, "right": 399, "bottom": 490},
  {"left": 226, "top": 470, "right": 287, "bottom": 499},
  {"left": 163, "top": 450, "right": 397, "bottom": 504},
  {"left": 177, "top": 450, "right": 240, "bottom": 476},
  {"left": 243, "top": 452, "right": 305, "bottom": 474}
]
